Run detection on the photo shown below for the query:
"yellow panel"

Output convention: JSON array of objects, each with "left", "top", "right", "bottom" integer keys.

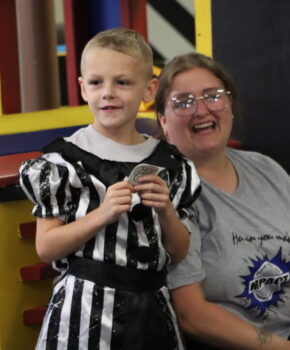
[
  {"left": 0, "top": 200, "right": 52, "bottom": 350},
  {"left": 0, "top": 105, "right": 93, "bottom": 135},
  {"left": 194, "top": 0, "right": 212, "bottom": 57},
  {"left": 0, "top": 105, "right": 156, "bottom": 136},
  {"left": 138, "top": 111, "right": 156, "bottom": 120}
]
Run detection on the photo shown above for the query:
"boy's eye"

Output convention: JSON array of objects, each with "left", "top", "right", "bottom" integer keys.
[
  {"left": 118, "top": 80, "right": 130, "bottom": 86},
  {"left": 89, "top": 80, "right": 101, "bottom": 85}
]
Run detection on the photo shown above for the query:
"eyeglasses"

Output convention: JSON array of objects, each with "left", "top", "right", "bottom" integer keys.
[{"left": 169, "top": 88, "right": 231, "bottom": 117}]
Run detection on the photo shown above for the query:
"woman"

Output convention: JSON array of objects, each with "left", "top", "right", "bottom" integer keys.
[{"left": 155, "top": 52, "right": 290, "bottom": 349}]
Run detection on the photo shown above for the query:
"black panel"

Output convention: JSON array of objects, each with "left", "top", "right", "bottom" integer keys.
[{"left": 212, "top": 0, "right": 290, "bottom": 172}]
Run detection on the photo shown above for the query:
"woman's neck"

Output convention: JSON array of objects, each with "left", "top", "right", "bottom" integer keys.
[{"left": 195, "top": 151, "right": 238, "bottom": 194}]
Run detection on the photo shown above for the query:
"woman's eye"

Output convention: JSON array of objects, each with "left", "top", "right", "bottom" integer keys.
[
  {"left": 206, "top": 93, "right": 220, "bottom": 102},
  {"left": 178, "top": 101, "right": 191, "bottom": 108}
]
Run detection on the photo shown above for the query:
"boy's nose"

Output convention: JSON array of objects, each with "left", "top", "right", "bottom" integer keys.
[{"left": 102, "top": 84, "right": 115, "bottom": 99}]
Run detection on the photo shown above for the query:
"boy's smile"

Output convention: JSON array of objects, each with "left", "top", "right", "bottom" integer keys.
[{"left": 78, "top": 48, "right": 156, "bottom": 144}]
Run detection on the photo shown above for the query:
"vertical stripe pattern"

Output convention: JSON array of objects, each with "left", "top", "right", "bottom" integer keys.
[{"left": 19, "top": 137, "right": 200, "bottom": 349}]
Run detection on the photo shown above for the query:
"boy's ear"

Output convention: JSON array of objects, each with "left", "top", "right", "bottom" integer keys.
[
  {"left": 158, "top": 113, "right": 169, "bottom": 138},
  {"left": 78, "top": 76, "right": 87, "bottom": 102},
  {"left": 143, "top": 77, "right": 158, "bottom": 102}
]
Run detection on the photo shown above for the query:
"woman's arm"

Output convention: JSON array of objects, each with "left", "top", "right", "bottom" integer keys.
[
  {"left": 172, "top": 282, "right": 290, "bottom": 350},
  {"left": 36, "top": 181, "right": 133, "bottom": 262}
]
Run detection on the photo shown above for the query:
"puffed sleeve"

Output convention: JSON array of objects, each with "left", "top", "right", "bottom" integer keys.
[
  {"left": 167, "top": 206, "right": 206, "bottom": 289},
  {"left": 171, "top": 157, "right": 201, "bottom": 227},
  {"left": 19, "top": 154, "right": 72, "bottom": 218}
]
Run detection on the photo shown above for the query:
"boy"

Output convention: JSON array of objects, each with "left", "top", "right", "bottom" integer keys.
[{"left": 20, "top": 28, "right": 200, "bottom": 349}]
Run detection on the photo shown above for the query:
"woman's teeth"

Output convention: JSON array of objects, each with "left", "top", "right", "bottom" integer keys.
[{"left": 193, "top": 121, "right": 215, "bottom": 132}]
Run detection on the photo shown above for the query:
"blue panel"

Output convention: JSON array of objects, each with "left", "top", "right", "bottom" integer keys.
[
  {"left": 88, "top": 0, "right": 121, "bottom": 36},
  {"left": 135, "top": 118, "right": 159, "bottom": 137},
  {"left": 0, "top": 125, "right": 86, "bottom": 156}
]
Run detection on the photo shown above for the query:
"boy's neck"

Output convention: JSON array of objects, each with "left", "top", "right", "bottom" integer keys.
[{"left": 91, "top": 123, "right": 146, "bottom": 145}]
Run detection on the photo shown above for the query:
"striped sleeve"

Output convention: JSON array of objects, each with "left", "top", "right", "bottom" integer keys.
[
  {"left": 171, "top": 158, "right": 201, "bottom": 219},
  {"left": 19, "top": 154, "right": 72, "bottom": 218}
]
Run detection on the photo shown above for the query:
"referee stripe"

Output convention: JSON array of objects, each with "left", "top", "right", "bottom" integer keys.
[
  {"left": 56, "top": 275, "right": 75, "bottom": 349},
  {"left": 34, "top": 280, "right": 64, "bottom": 349},
  {"left": 88, "top": 284, "right": 104, "bottom": 349},
  {"left": 45, "top": 285, "right": 66, "bottom": 349},
  {"left": 104, "top": 221, "right": 118, "bottom": 264},
  {"left": 67, "top": 278, "right": 84, "bottom": 349},
  {"left": 78, "top": 280, "right": 94, "bottom": 349},
  {"left": 55, "top": 164, "right": 69, "bottom": 213},
  {"left": 100, "top": 288, "right": 115, "bottom": 350}
]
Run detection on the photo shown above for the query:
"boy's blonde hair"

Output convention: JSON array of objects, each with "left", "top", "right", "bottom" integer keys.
[{"left": 80, "top": 27, "right": 153, "bottom": 79}]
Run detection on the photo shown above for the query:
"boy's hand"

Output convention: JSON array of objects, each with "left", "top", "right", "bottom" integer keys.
[
  {"left": 133, "top": 175, "right": 172, "bottom": 215},
  {"left": 100, "top": 181, "right": 133, "bottom": 224}
]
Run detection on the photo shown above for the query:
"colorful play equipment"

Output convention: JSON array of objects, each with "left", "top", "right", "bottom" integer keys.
[{"left": 0, "top": 1, "right": 207, "bottom": 348}]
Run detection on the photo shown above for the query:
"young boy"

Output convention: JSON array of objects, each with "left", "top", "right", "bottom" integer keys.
[{"left": 20, "top": 28, "right": 200, "bottom": 349}]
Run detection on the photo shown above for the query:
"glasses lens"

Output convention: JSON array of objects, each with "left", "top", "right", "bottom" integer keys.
[
  {"left": 172, "top": 93, "right": 195, "bottom": 116},
  {"left": 204, "top": 88, "right": 228, "bottom": 111}
]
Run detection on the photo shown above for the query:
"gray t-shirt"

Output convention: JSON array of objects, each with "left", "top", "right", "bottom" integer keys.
[{"left": 168, "top": 148, "right": 290, "bottom": 338}]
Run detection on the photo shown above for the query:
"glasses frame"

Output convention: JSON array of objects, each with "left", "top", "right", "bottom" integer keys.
[{"left": 169, "top": 88, "right": 231, "bottom": 117}]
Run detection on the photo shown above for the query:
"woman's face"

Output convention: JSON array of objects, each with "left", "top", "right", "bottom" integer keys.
[{"left": 159, "top": 67, "right": 233, "bottom": 162}]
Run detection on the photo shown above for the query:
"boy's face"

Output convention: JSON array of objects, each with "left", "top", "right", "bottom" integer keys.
[{"left": 79, "top": 48, "right": 156, "bottom": 137}]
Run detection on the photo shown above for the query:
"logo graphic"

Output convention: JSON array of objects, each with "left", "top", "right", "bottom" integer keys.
[{"left": 237, "top": 248, "right": 290, "bottom": 317}]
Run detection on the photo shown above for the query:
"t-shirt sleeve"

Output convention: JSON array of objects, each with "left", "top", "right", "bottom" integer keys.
[
  {"left": 19, "top": 155, "right": 72, "bottom": 218},
  {"left": 167, "top": 208, "right": 206, "bottom": 289}
]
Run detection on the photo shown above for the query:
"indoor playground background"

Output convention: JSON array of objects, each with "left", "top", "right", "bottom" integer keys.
[{"left": 0, "top": 1, "right": 289, "bottom": 349}]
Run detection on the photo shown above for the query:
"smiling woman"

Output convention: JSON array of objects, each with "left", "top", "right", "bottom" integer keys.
[
  {"left": 155, "top": 52, "right": 290, "bottom": 350},
  {"left": 156, "top": 54, "right": 239, "bottom": 176}
]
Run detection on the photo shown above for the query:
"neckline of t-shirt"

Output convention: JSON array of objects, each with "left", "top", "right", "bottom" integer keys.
[
  {"left": 87, "top": 124, "right": 153, "bottom": 146},
  {"left": 85, "top": 124, "right": 159, "bottom": 161},
  {"left": 200, "top": 149, "right": 244, "bottom": 197}
]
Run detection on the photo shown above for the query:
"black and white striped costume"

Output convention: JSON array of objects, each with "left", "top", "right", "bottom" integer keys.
[{"left": 19, "top": 126, "right": 200, "bottom": 350}]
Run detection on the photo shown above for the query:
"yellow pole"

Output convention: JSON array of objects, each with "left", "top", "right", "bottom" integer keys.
[{"left": 194, "top": 0, "right": 212, "bottom": 57}]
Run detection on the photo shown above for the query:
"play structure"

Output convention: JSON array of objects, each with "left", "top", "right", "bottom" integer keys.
[
  {"left": 0, "top": 1, "right": 206, "bottom": 348},
  {"left": 2, "top": 0, "right": 288, "bottom": 348}
]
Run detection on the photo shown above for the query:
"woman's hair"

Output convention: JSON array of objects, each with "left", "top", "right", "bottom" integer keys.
[
  {"left": 155, "top": 52, "right": 241, "bottom": 120},
  {"left": 80, "top": 27, "right": 153, "bottom": 79}
]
